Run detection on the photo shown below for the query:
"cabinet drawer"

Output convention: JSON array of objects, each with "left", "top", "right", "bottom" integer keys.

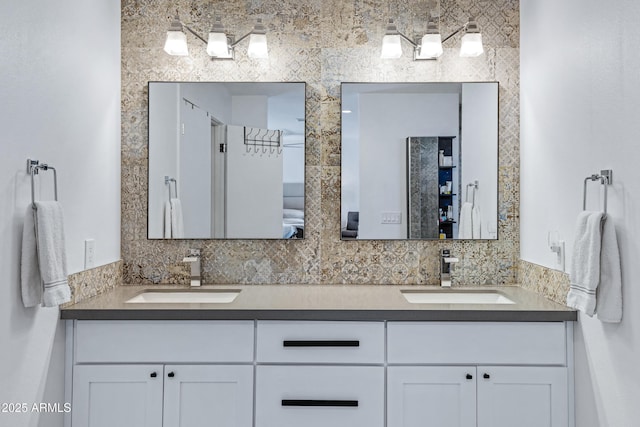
[
  {"left": 256, "top": 321, "right": 384, "bottom": 363},
  {"left": 75, "top": 320, "right": 254, "bottom": 363},
  {"left": 256, "top": 365, "right": 384, "bottom": 427},
  {"left": 388, "top": 322, "right": 567, "bottom": 365}
]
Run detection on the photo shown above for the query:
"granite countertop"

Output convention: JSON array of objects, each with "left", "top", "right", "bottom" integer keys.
[{"left": 60, "top": 284, "right": 577, "bottom": 322}]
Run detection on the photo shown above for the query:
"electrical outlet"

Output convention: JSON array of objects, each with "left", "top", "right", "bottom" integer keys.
[{"left": 84, "top": 239, "right": 95, "bottom": 269}]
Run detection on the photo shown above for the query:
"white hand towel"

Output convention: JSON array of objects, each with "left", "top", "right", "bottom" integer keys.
[
  {"left": 595, "top": 215, "right": 622, "bottom": 323},
  {"left": 21, "top": 206, "right": 43, "bottom": 307},
  {"left": 567, "top": 211, "right": 605, "bottom": 316},
  {"left": 34, "top": 201, "right": 71, "bottom": 307},
  {"left": 164, "top": 200, "right": 172, "bottom": 238},
  {"left": 21, "top": 202, "right": 71, "bottom": 307},
  {"left": 458, "top": 202, "right": 473, "bottom": 239},
  {"left": 471, "top": 205, "right": 481, "bottom": 239},
  {"left": 170, "top": 198, "right": 184, "bottom": 238}
]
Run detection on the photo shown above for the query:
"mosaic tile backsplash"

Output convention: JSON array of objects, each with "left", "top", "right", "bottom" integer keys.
[
  {"left": 518, "top": 260, "right": 570, "bottom": 305},
  {"left": 121, "top": 0, "right": 520, "bottom": 286},
  {"left": 65, "top": 260, "right": 123, "bottom": 305}
]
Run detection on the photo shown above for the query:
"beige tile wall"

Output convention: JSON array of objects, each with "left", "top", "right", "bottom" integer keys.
[{"left": 121, "top": 0, "right": 520, "bottom": 286}]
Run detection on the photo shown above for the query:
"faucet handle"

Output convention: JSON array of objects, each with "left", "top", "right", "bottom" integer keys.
[
  {"left": 183, "top": 248, "right": 201, "bottom": 262},
  {"left": 441, "top": 249, "right": 458, "bottom": 263}
]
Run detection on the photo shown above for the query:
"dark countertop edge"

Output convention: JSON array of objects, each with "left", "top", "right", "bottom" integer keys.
[{"left": 60, "top": 309, "right": 577, "bottom": 322}]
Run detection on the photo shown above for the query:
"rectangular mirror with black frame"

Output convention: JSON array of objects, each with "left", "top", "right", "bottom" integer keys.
[
  {"left": 148, "top": 82, "right": 306, "bottom": 240},
  {"left": 341, "top": 82, "right": 498, "bottom": 240}
]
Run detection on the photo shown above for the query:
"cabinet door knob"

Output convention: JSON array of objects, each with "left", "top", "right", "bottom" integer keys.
[
  {"left": 483, "top": 373, "right": 490, "bottom": 379},
  {"left": 168, "top": 372, "right": 175, "bottom": 378},
  {"left": 150, "top": 372, "right": 157, "bottom": 378},
  {"left": 466, "top": 374, "right": 473, "bottom": 380}
]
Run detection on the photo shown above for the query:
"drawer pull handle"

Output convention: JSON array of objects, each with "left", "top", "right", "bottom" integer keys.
[
  {"left": 150, "top": 372, "right": 157, "bottom": 378},
  {"left": 483, "top": 373, "right": 490, "bottom": 379},
  {"left": 282, "top": 399, "right": 359, "bottom": 407},
  {"left": 283, "top": 340, "right": 360, "bottom": 347},
  {"left": 466, "top": 374, "right": 473, "bottom": 380},
  {"left": 168, "top": 372, "right": 175, "bottom": 378}
]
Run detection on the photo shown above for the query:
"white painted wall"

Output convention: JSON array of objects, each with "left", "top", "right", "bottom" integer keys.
[
  {"left": 231, "top": 95, "right": 268, "bottom": 128},
  {"left": 521, "top": 1, "right": 640, "bottom": 425},
  {"left": 0, "top": 1, "right": 121, "bottom": 426},
  {"left": 461, "top": 83, "right": 499, "bottom": 239},
  {"left": 358, "top": 93, "right": 459, "bottom": 239}
]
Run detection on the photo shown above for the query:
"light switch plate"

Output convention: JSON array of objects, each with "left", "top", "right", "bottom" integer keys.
[{"left": 381, "top": 212, "right": 402, "bottom": 224}]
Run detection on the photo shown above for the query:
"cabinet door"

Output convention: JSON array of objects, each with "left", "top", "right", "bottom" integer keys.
[
  {"left": 163, "top": 365, "right": 253, "bottom": 427},
  {"left": 72, "top": 364, "right": 163, "bottom": 427},
  {"left": 387, "top": 366, "right": 476, "bottom": 427},
  {"left": 477, "top": 366, "right": 568, "bottom": 427}
]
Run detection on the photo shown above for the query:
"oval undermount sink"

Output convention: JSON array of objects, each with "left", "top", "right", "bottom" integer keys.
[
  {"left": 126, "top": 290, "right": 240, "bottom": 304},
  {"left": 401, "top": 291, "right": 515, "bottom": 305}
]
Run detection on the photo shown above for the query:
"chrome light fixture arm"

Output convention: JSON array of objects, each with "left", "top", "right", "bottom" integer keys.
[
  {"left": 441, "top": 22, "right": 469, "bottom": 44},
  {"left": 181, "top": 23, "right": 208, "bottom": 45}
]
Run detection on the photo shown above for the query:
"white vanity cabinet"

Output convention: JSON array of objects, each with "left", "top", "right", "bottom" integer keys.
[
  {"left": 69, "top": 320, "right": 255, "bottom": 427},
  {"left": 387, "top": 322, "right": 571, "bottom": 427},
  {"left": 254, "top": 321, "right": 385, "bottom": 427},
  {"left": 67, "top": 318, "right": 573, "bottom": 427}
]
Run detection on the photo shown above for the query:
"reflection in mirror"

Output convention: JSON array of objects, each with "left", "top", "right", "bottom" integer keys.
[
  {"left": 341, "top": 82, "right": 498, "bottom": 240},
  {"left": 148, "top": 82, "right": 305, "bottom": 239}
]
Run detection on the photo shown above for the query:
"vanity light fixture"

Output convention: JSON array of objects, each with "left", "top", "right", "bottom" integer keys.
[
  {"left": 381, "top": 16, "right": 484, "bottom": 60},
  {"left": 163, "top": 12, "right": 269, "bottom": 59}
]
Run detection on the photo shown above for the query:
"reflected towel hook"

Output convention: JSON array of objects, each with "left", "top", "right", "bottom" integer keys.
[
  {"left": 465, "top": 180, "right": 478, "bottom": 206},
  {"left": 165, "top": 175, "right": 178, "bottom": 199}
]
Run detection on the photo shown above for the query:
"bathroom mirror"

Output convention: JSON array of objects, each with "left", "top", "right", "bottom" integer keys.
[
  {"left": 341, "top": 82, "right": 498, "bottom": 240},
  {"left": 148, "top": 82, "right": 305, "bottom": 239}
]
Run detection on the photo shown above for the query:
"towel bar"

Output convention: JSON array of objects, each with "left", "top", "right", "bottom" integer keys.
[
  {"left": 583, "top": 169, "right": 612, "bottom": 214},
  {"left": 27, "top": 158, "right": 58, "bottom": 208}
]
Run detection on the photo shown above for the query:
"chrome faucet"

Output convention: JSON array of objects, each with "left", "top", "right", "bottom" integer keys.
[
  {"left": 440, "top": 249, "right": 459, "bottom": 288},
  {"left": 183, "top": 249, "right": 202, "bottom": 287}
]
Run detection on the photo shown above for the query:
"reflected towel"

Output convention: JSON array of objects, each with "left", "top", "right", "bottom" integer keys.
[
  {"left": 21, "top": 201, "right": 71, "bottom": 307},
  {"left": 163, "top": 200, "right": 172, "bottom": 238},
  {"left": 458, "top": 202, "right": 473, "bottom": 239},
  {"left": 472, "top": 205, "right": 481, "bottom": 239},
  {"left": 170, "top": 198, "right": 184, "bottom": 238},
  {"left": 567, "top": 211, "right": 622, "bottom": 321}
]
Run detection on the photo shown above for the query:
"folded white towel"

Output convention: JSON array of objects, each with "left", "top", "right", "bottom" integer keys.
[
  {"left": 567, "top": 211, "right": 604, "bottom": 316},
  {"left": 21, "top": 206, "right": 43, "bottom": 307},
  {"left": 567, "top": 211, "right": 622, "bottom": 322},
  {"left": 35, "top": 202, "right": 71, "bottom": 307},
  {"left": 21, "top": 201, "right": 71, "bottom": 308},
  {"left": 595, "top": 215, "right": 622, "bottom": 322},
  {"left": 458, "top": 202, "right": 473, "bottom": 239},
  {"left": 170, "top": 198, "right": 184, "bottom": 238}
]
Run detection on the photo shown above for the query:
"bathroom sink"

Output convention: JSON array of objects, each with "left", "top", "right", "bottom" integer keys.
[
  {"left": 401, "top": 290, "right": 515, "bottom": 305},
  {"left": 126, "top": 290, "right": 240, "bottom": 304}
]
